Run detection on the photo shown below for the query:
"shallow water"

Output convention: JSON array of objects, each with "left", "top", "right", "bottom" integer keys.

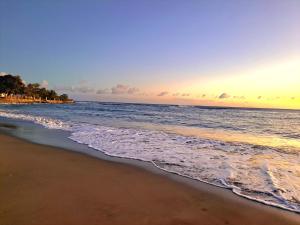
[{"left": 0, "top": 102, "right": 299, "bottom": 212}]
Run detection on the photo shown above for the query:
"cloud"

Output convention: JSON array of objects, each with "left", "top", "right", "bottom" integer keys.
[
  {"left": 54, "top": 80, "right": 94, "bottom": 94},
  {"left": 157, "top": 91, "right": 169, "bottom": 97},
  {"left": 233, "top": 96, "right": 246, "bottom": 99},
  {"left": 0, "top": 72, "right": 8, "bottom": 76},
  {"left": 40, "top": 80, "right": 49, "bottom": 89},
  {"left": 172, "top": 92, "right": 190, "bottom": 97},
  {"left": 96, "top": 89, "right": 110, "bottom": 94},
  {"left": 218, "top": 93, "right": 230, "bottom": 99},
  {"left": 75, "top": 86, "right": 94, "bottom": 93},
  {"left": 55, "top": 82, "right": 140, "bottom": 96},
  {"left": 181, "top": 93, "right": 190, "bottom": 97},
  {"left": 70, "top": 80, "right": 95, "bottom": 93},
  {"left": 79, "top": 80, "right": 88, "bottom": 85},
  {"left": 111, "top": 84, "right": 140, "bottom": 95},
  {"left": 127, "top": 87, "right": 139, "bottom": 94},
  {"left": 138, "top": 92, "right": 149, "bottom": 96},
  {"left": 111, "top": 84, "right": 128, "bottom": 94},
  {"left": 54, "top": 85, "right": 73, "bottom": 92}
]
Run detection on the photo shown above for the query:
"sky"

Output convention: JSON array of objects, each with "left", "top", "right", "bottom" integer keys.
[{"left": 0, "top": 0, "right": 299, "bottom": 109}]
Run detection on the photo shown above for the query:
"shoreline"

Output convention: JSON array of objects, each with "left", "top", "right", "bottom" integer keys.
[
  {"left": 0, "top": 130, "right": 299, "bottom": 224},
  {"left": 1, "top": 117, "right": 300, "bottom": 215},
  {"left": 0, "top": 97, "right": 74, "bottom": 104},
  {"left": 1, "top": 115, "right": 300, "bottom": 215},
  {"left": 0, "top": 100, "right": 74, "bottom": 104},
  {"left": 71, "top": 135, "right": 300, "bottom": 214}
]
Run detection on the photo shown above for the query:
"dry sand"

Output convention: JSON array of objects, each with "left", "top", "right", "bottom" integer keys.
[{"left": 0, "top": 133, "right": 299, "bottom": 225}]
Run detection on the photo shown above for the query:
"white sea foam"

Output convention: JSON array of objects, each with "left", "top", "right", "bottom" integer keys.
[
  {"left": 68, "top": 124, "right": 300, "bottom": 213},
  {"left": 0, "top": 109, "right": 299, "bottom": 213},
  {"left": 0, "top": 110, "right": 71, "bottom": 130}
]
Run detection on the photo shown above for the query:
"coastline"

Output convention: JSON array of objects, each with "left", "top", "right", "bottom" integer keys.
[
  {"left": 0, "top": 129, "right": 299, "bottom": 224},
  {"left": 0, "top": 97, "right": 74, "bottom": 104}
]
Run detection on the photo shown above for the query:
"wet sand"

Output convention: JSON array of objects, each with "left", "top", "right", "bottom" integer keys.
[{"left": 0, "top": 133, "right": 299, "bottom": 225}]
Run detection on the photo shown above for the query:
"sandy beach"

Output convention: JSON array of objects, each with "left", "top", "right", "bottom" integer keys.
[{"left": 0, "top": 133, "right": 299, "bottom": 225}]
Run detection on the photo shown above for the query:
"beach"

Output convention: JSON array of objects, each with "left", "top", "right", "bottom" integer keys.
[
  {"left": 0, "top": 133, "right": 299, "bottom": 225},
  {"left": 1, "top": 1, "right": 299, "bottom": 224}
]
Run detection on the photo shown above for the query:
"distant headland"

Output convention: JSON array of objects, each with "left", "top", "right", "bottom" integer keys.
[{"left": 0, "top": 74, "right": 73, "bottom": 104}]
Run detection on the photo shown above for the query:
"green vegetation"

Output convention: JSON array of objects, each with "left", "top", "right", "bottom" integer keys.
[{"left": 0, "top": 74, "right": 70, "bottom": 101}]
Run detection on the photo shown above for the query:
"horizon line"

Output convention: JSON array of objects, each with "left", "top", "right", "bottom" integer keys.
[{"left": 75, "top": 100, "right": 300, "bottom": 111}]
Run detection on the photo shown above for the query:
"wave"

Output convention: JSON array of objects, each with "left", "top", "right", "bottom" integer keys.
[
  {"left": 0, "top": 110, "right": 299, "bottom": 213},
  {"left": 0, "top": 110, "right": 71, "bottom": 130}
]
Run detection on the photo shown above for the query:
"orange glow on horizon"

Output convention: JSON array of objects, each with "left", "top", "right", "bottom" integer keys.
[{"left": 144, "top": 57, "right": 300, "bottom": 109}]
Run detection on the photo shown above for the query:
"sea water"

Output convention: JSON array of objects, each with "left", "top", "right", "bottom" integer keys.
[{"left": 0, "top": 102, "right": 299, "bottom": 212}]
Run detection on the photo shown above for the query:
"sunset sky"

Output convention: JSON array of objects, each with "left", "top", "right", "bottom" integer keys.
[{"left": 1, "top": 0, "right": 299, "bottom": 109}]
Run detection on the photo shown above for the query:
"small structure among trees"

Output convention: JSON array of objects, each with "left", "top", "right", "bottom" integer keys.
[{"left": 0, "top": 74, "right": 72, "bottom": 103}]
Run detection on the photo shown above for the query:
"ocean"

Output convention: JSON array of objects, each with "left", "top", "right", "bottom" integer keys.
[{"left": 0, "top": 102, "right": 299, "bottom": 212}]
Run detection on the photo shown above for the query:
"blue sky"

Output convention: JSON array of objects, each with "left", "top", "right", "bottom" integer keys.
[{"left": 0, "top": 0, "right": 299, "bottom": 107}]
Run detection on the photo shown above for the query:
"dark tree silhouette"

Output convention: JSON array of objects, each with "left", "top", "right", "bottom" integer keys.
[
  {"left": 0, "top": 75, "right": 25, "bottom": 95},
  {"left": 25, "top": 83, "right": 41, "bottom": 98},
  {"left": 59, "top": 94, "right": 69, "bottom": 101},
  {"left": 0, "top": 74, "right": 70, "bottom": 101}
]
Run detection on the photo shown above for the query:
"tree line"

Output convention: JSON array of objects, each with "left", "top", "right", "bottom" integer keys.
[{"left": 0, "top": 74, "right": 69, "bottom": 101}]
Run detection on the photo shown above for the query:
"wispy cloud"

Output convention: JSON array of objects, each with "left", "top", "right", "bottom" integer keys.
[
  {"left": 181, "top": 93, "right": 190, "bottom": 97},
  {"left": 74, "top": 80, "right": 95, "bottom": 93},
  {"left": 54, "top": 85, "right": 72, "bottom": 92},
  {"left": 0, "top": 72, "right": 8, "bottom": 76},
  {"left": 138, "top": 92, "right": 149, "bottom": 96},
  {"left": 127, "top": 87, "right": 139, "bottom": 94},
  {"left": 172, "top": 92, "right": 190, "bottom": 97},
  {"left": 157, "top": 91, "right": 169, "bottom": 97},
  {"left": 96, "top": 89, "right": 110, "bottom": 94},
  {"left": 54, "top": 80, "right": 94, "bottom": 93},
  {"left": 233, "top": 96, "right": 246, "bottom": 100},
  {"left": 111, "top": 84, "right": 128, "bottom": 94},
  {"left": 74, "top": 86, "right": 95, "bottom": 93},
  {"left": 218, "top": 93, "right": 230, "bottom": 99},
  {"left": 40, "top": 80, "right": 49, "bottom": 89},
  {"left": 111, "top": 84, "right": 140, "bottom": 95},
  {"left": 55, "top": 82, "right": 141, "bottom": 96}
]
